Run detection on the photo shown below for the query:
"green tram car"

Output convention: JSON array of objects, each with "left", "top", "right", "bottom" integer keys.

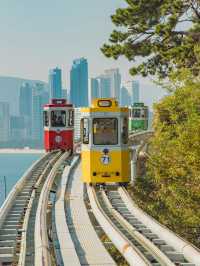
[{"left": 129, "top": 103, "right": 148, "bottom": 132}]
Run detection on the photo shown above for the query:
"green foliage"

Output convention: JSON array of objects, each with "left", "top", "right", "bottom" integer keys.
[
  {"left": 102, "top": 0, "right": 200, "bottom": 79},
  {"left": 132, "top": 81, "right": 200, "bottom": 246}
]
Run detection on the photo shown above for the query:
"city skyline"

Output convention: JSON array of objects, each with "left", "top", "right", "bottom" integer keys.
[
  {"left": 0, "top": 0, "right": 165, "bottom": 109},
  {"left": 0, "top": 64, "right": 165, "bottom": 112},
  {"left": 0, "top": 62, "right": 143, "bottom": 147}
]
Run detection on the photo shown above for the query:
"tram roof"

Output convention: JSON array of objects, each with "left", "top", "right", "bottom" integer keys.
[
  {"left": 44, "top": 98, "right": 73, "bottom": 108},
  {"left": 81, "top": 98, "right": 128, "bottom": 113}
]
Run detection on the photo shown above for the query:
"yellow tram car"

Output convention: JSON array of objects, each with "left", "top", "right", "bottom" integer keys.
[{"left": 81, "top": 98, "right": 130, "bottom": 185}]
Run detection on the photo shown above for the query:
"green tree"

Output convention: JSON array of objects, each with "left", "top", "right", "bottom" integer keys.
[
  {"left": 102, "top": 0, "right": 200, "bottom": 79},
  {"left": 132, "top": 81, "right": 200, "bottom": 246}
]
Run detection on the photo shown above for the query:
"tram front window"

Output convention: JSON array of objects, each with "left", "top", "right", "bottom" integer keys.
[
  {"left": 51, "top": 110, "right": 66, "bottom": 127},
  {"left": 133, "top": 109, "right": 141, "bottom": 118},
  {"left": 93, "top": 118, "right": 118, "bottom": 145}
]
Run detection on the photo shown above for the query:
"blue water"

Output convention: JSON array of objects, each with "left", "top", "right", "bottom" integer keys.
[{"left": 0, "top": 154, "right": 42, "bottom": 207}]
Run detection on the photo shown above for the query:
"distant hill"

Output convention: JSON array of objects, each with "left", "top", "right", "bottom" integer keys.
[{"left": 0, "top": 76, "right": 48, "bottom": 115}]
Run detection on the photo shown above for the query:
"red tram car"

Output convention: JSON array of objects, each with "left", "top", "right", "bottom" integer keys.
[{"left": 43, "top": 99, "right": 74, "bottom": 152}]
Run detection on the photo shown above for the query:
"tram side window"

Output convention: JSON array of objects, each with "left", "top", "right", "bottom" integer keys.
[
  {"left": 121, "top": 117, "right": 128, "bottom": 144},
  {"left": 43, "top": 111, "right": 49, "bottom": 126},
  {"left": 81, "top": 118, "right": 89, "bottom": 144},
  {"left": 51, "top": 110, "right": 66, "bottom": 127},
  {"left": 93, "top": 118, "right": 118, "bottom": 145},
  {"left": 68, "top": 110, "right": 74, "bottom": 127}
]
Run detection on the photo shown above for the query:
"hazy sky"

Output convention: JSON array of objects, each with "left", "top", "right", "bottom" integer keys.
[{"left": 0, "top": 0, "right": 166, "bottom": 108}]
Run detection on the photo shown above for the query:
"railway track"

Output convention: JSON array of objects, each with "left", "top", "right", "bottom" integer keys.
[
  {"left": 0, "top": 151, "right": 60, "bottom": 265},
  {"left": 87, "top": 185, "right": 198, "bottom": 266},
  {"left": 34, "top": 151, "right": 69, "bottom": 266},
  {"left": 54, "top": 159, "right": 116, "bottom": 266}
]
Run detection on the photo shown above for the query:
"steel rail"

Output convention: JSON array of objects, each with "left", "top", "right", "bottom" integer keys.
[
  {"left": 87, "top": 185, "right": 150, "bottom": 266},
  {"left": 101, "top": 190, "right": 175, "bottom": 266},
  {"left": 0, "top": 152, "right": 48, "bottom": 228},
  {"left": 0, "top": 151, "right": 57, "bottom": 265},
  {"left": 18, "top": 190, "right": 35, "bottom": 266},
  {"left": 129, "top": 130, "right": 154, "bottom": 138},
  {"left": 34, "top": 152, "right": 69, "bottom": 266},
  {"left": 18, "top": 151, "right": 60, "bottom": 266},
  {"left": 119, "top": 187, "right": 200, "bottom": 266}
]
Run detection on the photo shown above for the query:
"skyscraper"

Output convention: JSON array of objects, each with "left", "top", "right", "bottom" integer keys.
[
  {"left": 89, "top": 78, "right": 99, "bottom": 104},
  {"left": 124, "top": 80, "right": 140, "bottom": 104},
  {"left": 99, "top": 75, "right": 111, "bottom": 98},
  {"left": 120, "top": 86, "right": 131, "bottom": 106},
  {"left": 32, "top": 83, "right": 48, "bottom": 142},
  {"left": 19, "top": 83, "right": 32, "bottom": 116},
  {"left": 10, "top": 116, "right": 25, "bottom": 140},
  {"left": 19, "top": 82, "right": 32, "bottom": 138},
  {"left": 62, "top": 89, "right": 68, "bottom": 100},
  {"left": 0, "top": 102, "right": 10, "bottom": 142},
  {"left": 104, "top": 68, "right": 121, "bottom": 101},
  {"left": 132, "top": 80, "right": 140, "bottom": 103},
  {"left": 49, "top": 67, "right": 62, "bottom": 99},
  {"left": 90, "top": 74, "right": 112, "bottom": 101},
  {"left": 70, "top": 58, "right": 88, "bottom": 107}
]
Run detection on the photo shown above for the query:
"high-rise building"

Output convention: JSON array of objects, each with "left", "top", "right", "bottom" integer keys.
[
  {"left": 104, "top": 68, "right": 121, "bottom": 101},
  {"left": 19, "top": 83, "right": 32, "bottom": 116},
  {"left": 49, "top": 67, "right": 62, "bottom": 99},
  {"left": 70, "top": 58, "right": 88, "bottom": 107},
  {"left": 99, "top": 75, "right": 111, "bottom": 98},
  {"left": 62, "top": 89, "right": 68, "bottom": 100},
  {"left": 89, "top": 78, "right": 99, "bottom": 104},
  {"left": 19, "top": 82, "right": 33, "bottom": 138},
  {"left": 124, "top": 80, "right": 140, "bottom": 104},
  {"left": 132, "top": 80, "right": 140, "bottom": 103},
  {"left": 0, "top": 102, "right": 10, "bottom": 142},
  {"left": 10, "top": 116, "right": 26, "bottom": 140},
  {"left": 92, "top": 69, "right": 121, "bottom": 101},
  {"left": 120, "top": 86, "right": 131, "bottom": 106},
  {"left": 32, "top": 83, "right": 48, "bottom": 142}
]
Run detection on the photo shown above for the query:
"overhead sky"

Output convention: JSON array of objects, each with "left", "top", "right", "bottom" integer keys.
[{"left": 0, "top": 0, "right": 166, "bottom": 108}]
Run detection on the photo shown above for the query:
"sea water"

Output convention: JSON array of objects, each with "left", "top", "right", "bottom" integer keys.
[{"left": 0, "top": 153, "right": 42, "bottom": 207}]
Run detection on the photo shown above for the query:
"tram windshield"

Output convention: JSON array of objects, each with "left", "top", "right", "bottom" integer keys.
[
  {"left": 51, "top": 110, "right": 66, "bottom": 127},
  {"left": 93, "top": 118, "right": 118, "bottom": 145},
  {"left": 132, "top": 108, "right": 148, "bottom": 118},
  {"left": 133, "top": 109, "right": 141, "bottom": 118}
]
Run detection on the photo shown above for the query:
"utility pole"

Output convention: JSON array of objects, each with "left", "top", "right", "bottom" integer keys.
[{"left": 3, "top": 176, "right": 7, "bottom": 200}]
